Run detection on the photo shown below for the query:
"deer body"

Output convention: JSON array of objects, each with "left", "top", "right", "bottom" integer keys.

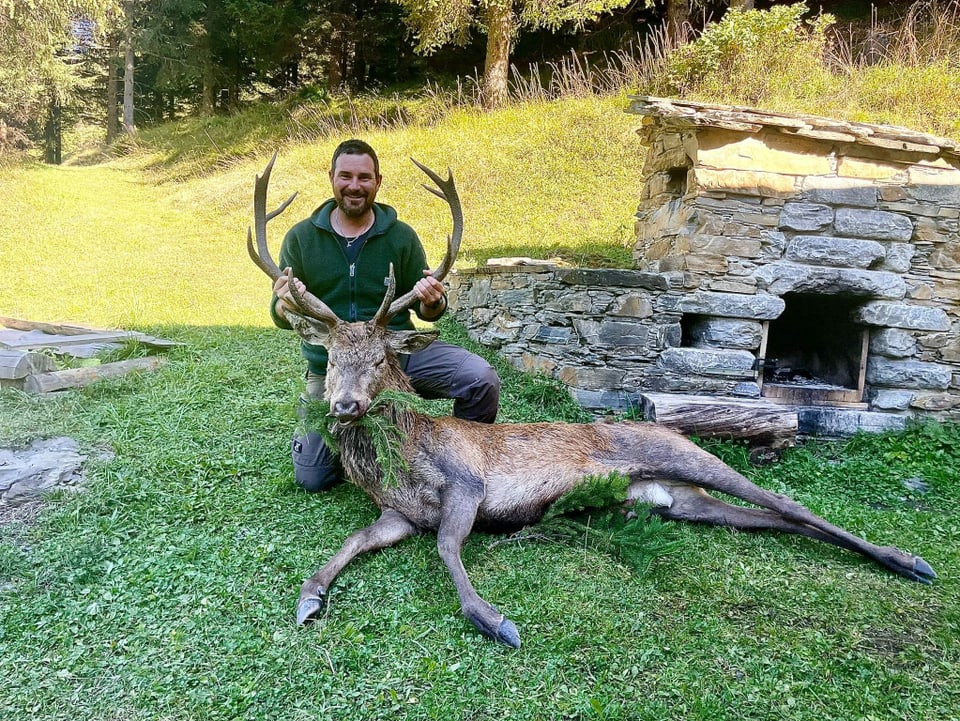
[
  {"left": 250, "top": 154, "right": 936, "bottom": 649},
  {"left": 344, "top": 411, "right": 720, "bottom": 532}
]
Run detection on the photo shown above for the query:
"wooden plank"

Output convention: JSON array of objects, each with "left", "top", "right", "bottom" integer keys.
[
  {"left": 761, "top": 383, "right": 864, "bottom": 406},
  {"left": 857, "top": 329, "right": 869, "bottom": 399},
  {"left": 0, "top": 316, "right": 104, "bottom": 336},
  {"left": 1, "top": 331, "right": 136, "bottom": 351},
  {"left": 641, "top": 392, "right": 797, "bottom": 448},
  {"left": 0, "top": 349, "right": 57, "bottom": 380},
  {"left": 0, "top": 317, "right": 181, "bottom": 350},
  {"left": 756, "top": 320, "right": 770, "bottom": 392},
  {"left": 22, "top": 357, "right": 166, "bottom": 393}
]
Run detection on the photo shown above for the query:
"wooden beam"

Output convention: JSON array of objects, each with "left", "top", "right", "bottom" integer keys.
[
  {"left": 0, "top": 316, "right": 103, "bottom": 336},
  {"left": 22, "top": 357, "right": 165, "bottom": 393},
  {"left": 0, "top": 349, "right": 57, "bottom": 380},
  {"left": 2, "top": 332, "right": 135, "bottom": 350},
  {"left": 0, "top": 317, "right": 180, "bottom": 349},
  {"left": 641, "top": 392, "right": 797, "bottom": 449}
]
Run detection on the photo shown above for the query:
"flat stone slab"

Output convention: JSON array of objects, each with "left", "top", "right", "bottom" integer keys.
[
  {"left": 0, "top": 438, "right": 92, "bottom": 505},
  {"left": 797, "top": 407, "right": 908, "bottom": 437}
]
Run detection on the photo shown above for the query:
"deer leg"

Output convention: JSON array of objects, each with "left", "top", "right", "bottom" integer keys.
[
  {"left": 647, "top": 484, "right": 885, "bottom": 553},
  {"left": 437, "top": 484, "right": 521, "bottom": 648},
  {"left": 661, "top": 449, "right": 936, "bottom": 583},
  {"left": 650, "top": 484, "right": 935, "bottom": 582},
  {"left": 297, "top": 508, "right": 418, "bottom": 625}
]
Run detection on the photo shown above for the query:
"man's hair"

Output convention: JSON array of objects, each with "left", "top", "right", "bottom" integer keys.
[{"left": 331, "top": 139, "right": 380, "bottom": 177}]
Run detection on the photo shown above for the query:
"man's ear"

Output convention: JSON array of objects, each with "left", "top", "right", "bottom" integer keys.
[
  {"left": 286, "top": 311, "right": 336, "bottom": 348},
  {"left": 386, "top": 329, "right": 439, "bottom": 354}
]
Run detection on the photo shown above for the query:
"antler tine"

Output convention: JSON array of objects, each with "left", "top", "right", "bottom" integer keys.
[
  {"left": 382, "top": 158, "right": 463, "bottom": 321},
  {"left": 247, "top": 151, "right": 296, "bottom": 281},
  {"left": 372, "top": 263, "right": 398, "bottom": 326},
  {"left": 248, "top": 152, "right": 342, "bottom": 328}
]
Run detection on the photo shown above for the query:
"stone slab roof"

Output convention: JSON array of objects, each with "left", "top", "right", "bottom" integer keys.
[{"left": 627, "top": 95, "right": 960, "bottom": 164}]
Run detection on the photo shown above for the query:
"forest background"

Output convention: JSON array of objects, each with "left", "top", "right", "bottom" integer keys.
[{"left": 0, "top": 0, "right": 927, "bottom": 164}]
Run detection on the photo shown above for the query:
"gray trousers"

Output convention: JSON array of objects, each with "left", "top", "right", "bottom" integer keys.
[{"left": 292, "top": 340, "right": 500, "bottom": 491}]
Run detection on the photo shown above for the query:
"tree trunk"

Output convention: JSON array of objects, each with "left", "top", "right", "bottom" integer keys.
[
  {"left": 106, "top": 35, "right": 119, "bottom": 142},
  {"left": 482, "top": 0, "right": 513, "bottom": 109},
  {"left": 665, "top": 0, "right": 690, "bottom": 39},
  {"left": 23, "top": 357, "right": 165, "bottom": 394},
  {"left": 44, "top": 97, "right": 62, "bottom": 164},
  {"left": 326, "top": 41, "right": 344, "bottom": 90},
  {"left": 199, "top": 4, "right": 216, "bottom": 116},
  {"left": 200, "top": 40, "right": 215, "bottom": 116},
  {"left": 326, "top": 15, "right": 346, "bottom": 90},
  {"left": 729, "top": 0, "right": 754, "bottom": 9},
  {"left": 122, "top": 4, "right": 135, "bottom": 134}
]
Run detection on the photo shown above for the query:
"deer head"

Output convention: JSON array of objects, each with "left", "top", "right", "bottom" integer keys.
[{"left": 248, "top": 152, "right": 463, "bottom": 423}]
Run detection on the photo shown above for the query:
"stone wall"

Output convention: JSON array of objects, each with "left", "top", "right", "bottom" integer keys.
[{"left": 448, "top": 98, "right": 960, "bottom": 436}]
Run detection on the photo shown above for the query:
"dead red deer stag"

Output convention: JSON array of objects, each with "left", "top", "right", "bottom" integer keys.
[{"left": 249, "top": 154, "right": 936, "bottom": 648}]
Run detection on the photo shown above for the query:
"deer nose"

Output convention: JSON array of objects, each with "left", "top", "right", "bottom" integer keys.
[{"left": 333, "top": 400, "right": 362, "bottom": 423}]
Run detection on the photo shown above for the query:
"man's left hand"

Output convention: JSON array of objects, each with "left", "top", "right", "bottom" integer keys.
[
  {"left": 415, "top": 270, "right": 447, "bottom": 320},
  {"left": 414, "top": 270, "right": 446, "bottom": 307}
]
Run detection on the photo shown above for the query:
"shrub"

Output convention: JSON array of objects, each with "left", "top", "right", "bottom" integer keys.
[{"left": 663, "top": 2, "right": 836, "bottom": 105}]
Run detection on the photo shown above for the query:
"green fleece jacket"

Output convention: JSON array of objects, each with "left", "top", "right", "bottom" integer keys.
[{"left": 270, "top": 199, "right": 428, "bottom": 374}]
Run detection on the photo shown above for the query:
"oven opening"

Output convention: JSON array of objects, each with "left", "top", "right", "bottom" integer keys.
[{"left": 760, "top": 293, "right": 868, "bottom": 406}]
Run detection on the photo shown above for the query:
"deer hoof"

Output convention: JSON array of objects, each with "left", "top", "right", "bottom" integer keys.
[
  {"left": 296, "top": 594, "right": 326, "bottom": 625},
  {"left": 496, "top": 618, "right": 521, "bottom": 649},
  {"left": 911, "top": 557, "right": 937, "bottom": 584}
]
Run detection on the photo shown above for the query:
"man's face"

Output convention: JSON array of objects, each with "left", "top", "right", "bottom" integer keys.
[{"left": 329, "top": 152, "right": 382, "bottom": 218}]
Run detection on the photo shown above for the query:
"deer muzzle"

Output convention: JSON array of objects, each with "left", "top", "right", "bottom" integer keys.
[{"left": 332, "top": 398, "right": 368, "bottom": 425}]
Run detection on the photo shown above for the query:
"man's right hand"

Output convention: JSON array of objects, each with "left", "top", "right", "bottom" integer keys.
[{"left": 274, "top": 268, "right": 307, "bottom": 315}]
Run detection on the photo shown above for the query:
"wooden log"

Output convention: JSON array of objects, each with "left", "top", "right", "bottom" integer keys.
[
  {"left": 0, "top": 349, "right": 57, "bottom": 380},
  {"left": 640, "top": 392, "right": 798, "bottom": 449},
  {"left": 23, "top": 357, "right": 165, "bottom": 393},
  {"left": 0, "top": 316, "right": 102, "bottom": 336},
  {"left": 0, "top": 316, "right": 180, "bottom": 350}
]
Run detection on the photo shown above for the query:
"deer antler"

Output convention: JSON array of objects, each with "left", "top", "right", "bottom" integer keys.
[
  {"left": 372, "top": 158, "right": 463, "bottom": 326},
  {"left": 248, "top": 152, "right": 342, "bottom": 328}
]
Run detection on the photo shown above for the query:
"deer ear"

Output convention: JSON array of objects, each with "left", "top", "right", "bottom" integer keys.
[
  {"left": 386, "top": 329, "right": 439, "bottom": 354},
  {"left": 286, "top": 311, "right": 336, "bottom": 348}
]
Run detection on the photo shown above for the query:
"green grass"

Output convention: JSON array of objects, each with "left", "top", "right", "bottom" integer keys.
[{"left": 1, "top": 322, "right": 958, "bottom": 720}]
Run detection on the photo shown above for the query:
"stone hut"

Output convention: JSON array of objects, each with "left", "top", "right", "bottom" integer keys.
[{"left": 448, "top": 97, "right": 960, "bottom": 439}]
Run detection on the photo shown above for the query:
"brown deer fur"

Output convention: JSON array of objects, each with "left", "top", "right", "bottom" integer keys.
[{"left": 252, "top": 155, "right": 935, "bottom": 648}]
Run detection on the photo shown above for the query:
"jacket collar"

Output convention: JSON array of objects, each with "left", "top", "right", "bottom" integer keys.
[{"left": 311, "top": 199, "right": 397, "bottom": 237}]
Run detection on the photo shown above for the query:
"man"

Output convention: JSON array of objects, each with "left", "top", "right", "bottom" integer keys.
[{"left": 270, "top": 138, "right": 501, "bottom": 491}]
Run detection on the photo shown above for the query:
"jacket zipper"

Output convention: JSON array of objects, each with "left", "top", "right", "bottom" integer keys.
[{"left": 348, "top": 263, "right": 357, "bottom": 321}]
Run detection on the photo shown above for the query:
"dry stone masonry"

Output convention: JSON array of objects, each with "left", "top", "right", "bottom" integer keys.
[{"left": 448, "top": 97, "right": 960, "bottom": 437}]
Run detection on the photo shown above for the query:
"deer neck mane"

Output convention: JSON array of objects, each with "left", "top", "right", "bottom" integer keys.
[{"left": 331, "top": 363, "right": 424, "bottom": 492}]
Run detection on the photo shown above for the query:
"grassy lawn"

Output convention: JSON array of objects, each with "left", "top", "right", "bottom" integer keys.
[
  {"left": 1, "top": 97, "right": 640, "bottom": 330},
  {"left": 1, "top": 320, "right": 958, "bottom": 720},
  {"left": 2, "top": 92, "right": 959, "bottom": 719}
]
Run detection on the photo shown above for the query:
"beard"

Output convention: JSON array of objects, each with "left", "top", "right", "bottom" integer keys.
[{"left": 336, "top": 191, "right": 374, "bottom": 219}]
